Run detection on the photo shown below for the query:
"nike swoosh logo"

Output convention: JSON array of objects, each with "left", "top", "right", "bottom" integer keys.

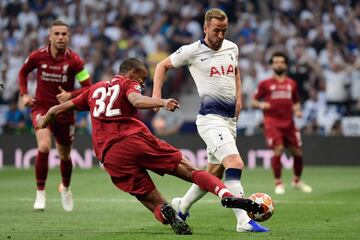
[{"left": 201, "top": 58, "right": 209, "bottom": 61}]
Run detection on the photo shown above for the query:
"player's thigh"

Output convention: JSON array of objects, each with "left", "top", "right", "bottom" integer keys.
[
  {"left": 283, "top": 127, "right": 302, "bottom": 149},
  {"left": 133, "top": 132, "right": 183, "bottom": 175},
  {"left": 264, "top": 126, "right": 284, "bottom": 149},
  {"left": 103, "top": 140, "right": 156, "bottom": 196},
  {"left": 35, "top": 128, "right": 52, "bottom": 152},
  {"left": 53, "top": 121, "right": 74, "bottom": 146},
  {"left": 196, "top": 115, "right": 239, "bottom": 164}
]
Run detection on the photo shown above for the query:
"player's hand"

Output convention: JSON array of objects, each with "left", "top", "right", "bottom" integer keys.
[
  {"left": 22, "top": 94, "right": 36, "bottom": 107},
  {"left": 163, "top": 98, "right": 180, "bottom": 112},
  {"left": 260, "top": 102, "right": 271, "bottom": 110},
  {"left": 57, "top": 86, "right": 72, "bottom": 103},
  {"left": 295, "top": 110, "right": 302, "bottom": 118}
]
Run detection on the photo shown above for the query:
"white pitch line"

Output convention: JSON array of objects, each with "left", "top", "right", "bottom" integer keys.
[{"left": 0, "top": 198, "right": 347, "bottom": 205}]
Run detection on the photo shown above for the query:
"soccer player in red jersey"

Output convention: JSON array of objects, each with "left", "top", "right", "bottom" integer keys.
[
  {"left": 18, "top": 20, "right": 92, "bottom": 211},
  {"left": 252, "top": 52, "right": 312, "bottom": 195},
  {"left": 36, "top": 58, "right": 264, "bottom": 235}
]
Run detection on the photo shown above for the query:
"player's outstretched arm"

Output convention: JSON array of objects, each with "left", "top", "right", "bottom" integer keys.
[
  {"left": 152, "top": 56, "right": 174, "bottom": 98},
  {"left": 128, "top": 92, "right": 179, "bottom": 111},
  {"left": 37, "top": 101, "right": 76, "bottom": 128},
  {"left": 152, "top": 56, "right": 175, "bottom": 111}
]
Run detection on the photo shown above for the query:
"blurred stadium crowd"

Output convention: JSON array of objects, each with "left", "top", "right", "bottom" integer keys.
[{"left": 0, "top": 0, "right": 360, "bottom": 136}]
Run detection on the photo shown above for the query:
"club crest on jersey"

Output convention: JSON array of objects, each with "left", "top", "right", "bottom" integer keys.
[
  {"left": 62, "top": 64, "right": 69, "bottom": 73},
  {"left": 135, "top": 85, "right": 142, "bottom": 92},
  {"left": 210, "top": 65, "right": 234, "bottom": 77}
]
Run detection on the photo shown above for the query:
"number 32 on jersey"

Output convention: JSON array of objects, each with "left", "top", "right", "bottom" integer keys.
[{"left": 92, "top": 85, "right": 121, "bottom": 117}]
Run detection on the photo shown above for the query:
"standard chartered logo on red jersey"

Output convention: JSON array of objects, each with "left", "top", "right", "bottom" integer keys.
[
  {"left": 41, "top": 64, "right": 68, "bottom": 83},
  {"left": 41, "top": 71, "right": 63, "bottom": 82},
  {"left": 270, "top": 84, "right": 292, "bottom": 99}
]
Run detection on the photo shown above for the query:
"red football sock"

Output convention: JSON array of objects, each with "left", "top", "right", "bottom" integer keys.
[
  {"left": 271, "top": 155, "right": 282, "bottom": 180},
  {"left": 60, "top": 160, "right": 73, "bottom": 188},
  {"left": 191, "top": 170, "right": 233, "bottom": 198},
  {"left": 293, "top": 156, "right": 303, "bottom": 181},
  {"left": 153, "top": 204, "right": 167, "bottom": 224},
  {"left": 35, "top": 151, "right": 49, "bottom": 190}
]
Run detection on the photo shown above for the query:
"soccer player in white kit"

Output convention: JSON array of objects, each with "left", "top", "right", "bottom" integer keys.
[{"left": 152, "top": 8, "right": 269, "bottom": 232}]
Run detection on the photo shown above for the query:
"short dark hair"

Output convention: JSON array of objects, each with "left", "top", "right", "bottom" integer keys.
[
  {"left": 269, "top": 51, "right": 289, "bottom": 65},
  {"left": 119, "top": 58, "right": 146, "bottom": 74},
  {"left": 51, "top": 20, "right": 69, "bottom": 29}
]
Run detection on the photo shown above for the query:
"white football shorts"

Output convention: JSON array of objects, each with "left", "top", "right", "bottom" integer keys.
[{"left": 196, "top": 114, "right": 239, "bottom": 164}]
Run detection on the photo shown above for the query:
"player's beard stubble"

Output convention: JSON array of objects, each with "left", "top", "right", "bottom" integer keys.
[{"left": 274, "top": 68, "right": 286, "bottom": 76}]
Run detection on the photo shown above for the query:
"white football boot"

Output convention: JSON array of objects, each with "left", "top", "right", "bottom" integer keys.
[
  {"left": 274, "top": 184, "right": 285, "bottom": 194},
  {"left": 237, "top": 220, "right": 270, "bottom": 232},
  {"left": 59, "top": 183, "right": 74, "bottom": 212},
  {"left": 292, "top": 181, "right": 312, "bottom": 193},
  {"left": 33, "top": 190, "right": 46, "bottom": 211}
]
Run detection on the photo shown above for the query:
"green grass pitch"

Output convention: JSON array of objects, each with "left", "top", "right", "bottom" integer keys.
[{"left": 0, "top": 166, "right": 359, "bottom": 240}]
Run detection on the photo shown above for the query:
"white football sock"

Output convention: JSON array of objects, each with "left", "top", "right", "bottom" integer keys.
[
  {"left": 179, "top": 183, "right": 207, "bottom": 213},
  {"left": 224, "top": 179, "right": 251, "bottom": 226}
]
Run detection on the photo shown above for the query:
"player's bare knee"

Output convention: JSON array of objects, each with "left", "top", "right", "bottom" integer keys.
[
  {"left": 58, "top": 150, "right": 71, "bottom": 161},
  {"left": 222, "top": 154, "right": 244, "bottom": 169},
  {"left": 38, "top": 144, "right": 50, "bottom": 153},
  {"left": 273, "top": 145, "right": 285, "bottom": 156}
]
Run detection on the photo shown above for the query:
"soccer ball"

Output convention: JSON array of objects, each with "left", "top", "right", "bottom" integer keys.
[{"left": 247, "top": 192, "right": 274, "bottom": 222}]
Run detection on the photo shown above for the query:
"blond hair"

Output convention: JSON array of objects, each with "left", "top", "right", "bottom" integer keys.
[
  {"left": 204, "top": 8, "right": 227, "bottom": 24},
  {"left": 51, "top": 20, "right": 69, "bottom": 29}
]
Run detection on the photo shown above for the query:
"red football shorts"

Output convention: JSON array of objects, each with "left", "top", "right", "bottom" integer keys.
[
  {"left": 103, "top": 132, "right": 182, "bottom": 196},
  {"left": 264, "top": 125, "right": 302, "bottom": 149},
  {"left": 32, "top": 109, "right": 74, "bottom": 145}
]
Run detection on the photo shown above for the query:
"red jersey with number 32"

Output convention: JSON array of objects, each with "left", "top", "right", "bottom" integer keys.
[
  {"left": 72, "top": 75, "right": 150, "bottom": 161},
  {"left": 254, "top": 77, "right": 299, "bottom": 128}
]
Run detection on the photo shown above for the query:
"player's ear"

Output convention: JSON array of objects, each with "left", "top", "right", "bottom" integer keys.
[{"left": 127, "top": 69, "right": 136, "bottom": 80}]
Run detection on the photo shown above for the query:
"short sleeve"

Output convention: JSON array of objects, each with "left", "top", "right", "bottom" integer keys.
[
  {"left": 125, "top": 80, "right": 142, "bottom": 96},
  {"left": 72, "top": 89, "right": 90, "bottom": 111},
  {"left": 22, "top": 51, "right": 39, "bottom": 73},
  {"left": 254, "top": 81, "right": 266, "bottom": 100},
  {"left": 234, "top": 44, "right": 239, "bottom": 67},
  {"left": 170, "top": 43, "right": 197, "bottom": 68},
  {"left": 72, "top": 53, "right": 85, "bottom": 73}
]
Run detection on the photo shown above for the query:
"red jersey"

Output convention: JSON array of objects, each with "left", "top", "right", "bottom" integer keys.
[
  {"left": 72, "top": 75, "right": 150, "bottom": 161},
  {"left": 254, "top": 77, "right": 299, "bottom": 128},
  {"left": 19, "top": 45, "right": 90, "bottom": 122}
]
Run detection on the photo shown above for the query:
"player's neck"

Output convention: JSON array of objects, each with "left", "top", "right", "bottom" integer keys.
[
  {"left": 203, "top": 38, "right": 220, "bottom": 51},
  {"left": 274, "top": 74, "right": 286, "bottom": 82},
  {"left": 50, "top": 45, "right": 65, "bottom": 59}
]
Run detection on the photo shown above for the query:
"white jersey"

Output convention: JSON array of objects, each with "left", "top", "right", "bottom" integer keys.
[{"left": 170, "top": 39, "right": 239, "bottom": 117}]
